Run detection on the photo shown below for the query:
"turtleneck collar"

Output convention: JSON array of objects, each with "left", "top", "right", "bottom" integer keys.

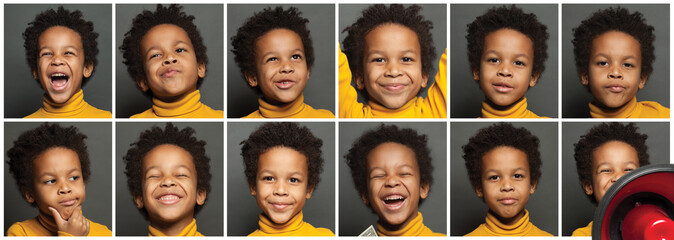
[
  {"left": 42, "top": 89, "right": 86, "bottom": 116},
  {"left": 376, "top": 212, "right": 439, "bottom": 236},
  {"left": 148, "top": 218, "right": 201, "bottom": 236},
  {"left": 258, "top": 211, "right": 305, "bottom": 235},
  {"left": 481, "top": 97, "right": 543, "bottom": 118},
  {"left": 589, "top": 97, "right": 638, "bottom": 118},
  {"left": 258, "top": 94, "right": 307, "bottom": 118},
  {"left": 151, "top": 90, "right": 204, "bottom": 117},
  {"left": 36, "top": 211, "right": 58, "bottom": 235},
  {"left": 484, "top": 209, "right": 533, "bottom": 236},
  {"left": 369, "top": 97, "right": 419, "bottom": 118}
]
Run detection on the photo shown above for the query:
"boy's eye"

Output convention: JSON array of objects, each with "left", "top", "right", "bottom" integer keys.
[
  {"left": 176, "top": 48, "right": 186, "bottom": 53},
  {"left": 399, "top": 172, "right": 412, "bottom": 177},
  {"left": 371, "top": 58, "right": 385, "bottom": 63},
  {"left": 176, "top": 174, "right": 188, "bottom": 178},
  {"left": 514, "top": 60, "right": 525, "bottom": 66},
  {"left": 291, "top": 54, "right": 303, "bottom": 60},
  {"left": 597, "top": 61, "right": 609, "bottom": 66},
  {"left": 599, "top": 169, "right": 612, "bottom": 173},
  {"left": 149, "top": 53, "right": 161, "bottom": 59},
  {"left": 487, "top": 58, "right": 499, "bottom": 63},
  {"left": 289, "top": 178, "right": 300, "bottom": 183},
  {"left": 65, "top": 51, "right": 75, "bottom": 56},
  {"left": 513, "top": 174, "right": 524, "bottom": 179},
  {"left": 266, "top": 57, "right": 278, "bottom": 62},
  {"left": 44, "top": 179, "right": 56, "bottom": 184},
  {"left": 40, "top": 52, "right": 53, "bottom": 57},
  {"left": 487, "top": 175, "right": 499, "bottom": 181},
  {"left": 147, "top": 175, "right": 159, "bottom": 179},
  {"left": 401, "top": 57, "right": 413, "bottom": 62},
  {"left": 262, "top": 176, "right": 274, "bottom": 181},
  {"left": 625, "top": 168, "right": 634, "bottom": 172},
  {"left": 68, "top": 176, "right": 80, "bottom": 181},
  {"left": 370, "top": 174, "right": 384, "bottom": 179},
  {"left": 623, "top": 63, "right": 635, "bottom": 68}
]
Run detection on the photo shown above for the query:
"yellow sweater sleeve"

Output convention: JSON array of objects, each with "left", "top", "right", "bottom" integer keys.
[
  {"left": 338, "top": 44, "right": 366, "bottom": 118},
  {"left": 421, "top": 49, "right": 447, "bottom": 118}
]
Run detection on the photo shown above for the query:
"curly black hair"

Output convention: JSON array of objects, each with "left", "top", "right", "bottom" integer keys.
[
  {"left": 240, "top": 122, "right": 324, "bottom": 190},
  {"left": 120, "top": 4, "right": 208, "bottom": 97},
  {"left": 573, "top": 7, "right": 655, "bottom": 86},
  {"left": 123, "top": 123, "right": 211, "bottom": 217},
  {"left": 23, "top": 6, "right": 99, "bottom": 86},
  {"left": 342, "top": 4, "right": 436, "bottom": 81},
  {"left": 231, "top": 6, "right": 314, "bottom": 92},
  {"left": 574, "top": 122, "right": 649, "bottom": 204},
  {"left": 345, "top": 124, "right": 434, "bottom": 207},
  {"left": 466, "top": 5, "right": 549, "bottom": 76},
  {"left": 462, "top": 123, "right": 542, "bottom": 192},
  {"left": 7, "top": 123, "right": 91, "bottom": 205}
]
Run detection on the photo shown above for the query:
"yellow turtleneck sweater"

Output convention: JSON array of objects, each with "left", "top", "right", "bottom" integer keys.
[
  {"left": 481, "top": 97, "right": 547, "bottom": 118},
  {"left": 589, "top": 97, "right": 670, "bottom": 118},
  {"left": 243, "top": 94, "right": 334, "bottom": 118},
  {"left": 465, "top": 210, "right": 552, "bottom": 236},
  {"left": 6, "top": 213, "right": 111, "bottom": 236},
  {"left": 376, "top": 212, "right": 445, "bottom": 236},
  {"left": 131, "top": 90, "right": 223, "bottom": 118},
  {"left": 572, "top": 221, "right": 592, "bottom": 237},
  {"left": 148, "top": 218, "right": 203, "bottom": 236},
  {"left": 248, "top": 211, "right": 334, "bottom": 236},
  {"left": 24, "top": 89, "right": 111, "bottom": 118},
  {"left": 339, "top": 46, "right": 447, "bottom": 118}
]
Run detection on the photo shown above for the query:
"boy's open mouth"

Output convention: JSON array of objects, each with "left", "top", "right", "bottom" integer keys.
[
  {"left": 381, "top": 194, "right": 407, "bottom": 210},
  {"left": 492, "top": 82, "right": 513, "bottom": 93},
  {"left": 156, "top": 194, "right": 183, "bottom": 205},
  {"left": 50, "top": 72, "right": 70, "bottom": 91},
  {"left": 274, "top": 79, "right": 296, "bottom": 89}
]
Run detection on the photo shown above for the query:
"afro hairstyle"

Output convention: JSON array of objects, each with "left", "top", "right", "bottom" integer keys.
[
  {"left": 342, "top": 4, "right": 436, "bottom": 84},
  {"left": 573, "top": 122, "right": 649, "bottom": 204},
  {"left": 7, "top": 123, "right": 91, "bottom": 205},
  {"left": 466, "top": 5, "right": 549, "bottom": 77},
  {"left": 573, "top": 7, "right": 655, "bottom": 86},
  {"left": 231, "top": 6, "right": 314, "bottom": 92},
  {"left": 345, "top": 124, "right": 434, "bottom": 207},
  {"left": 120, "top": 4, "right": 208, "bottom": 97},
  {"left": 123, "top": 123, "right": 211, "bottom": 217},
  {"left": 462, "top": 123, "right": 542, "bottom": 193},
  {"left": 23, "top": 6, "right": 99, "bottom": 86},
  {"left": 240, "top": 122, "right": 324, "bottom": 190}
]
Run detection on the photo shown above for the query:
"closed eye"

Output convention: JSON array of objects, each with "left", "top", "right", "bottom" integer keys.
[{"left": 40, "top": 52, "right": 53, "bottom": 57}]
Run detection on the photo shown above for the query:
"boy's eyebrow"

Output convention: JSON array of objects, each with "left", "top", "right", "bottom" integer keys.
[
  {"left": 259, "top": 48, "right": 304, "bottom": 57},
  {"left": 258, "top": 169, "right": 305, "bottom": 176},
  {"left": 38, "top": 45, "right": 80, "bottom": 52},
  {"left": 144, "top": 40, "right": 190, "bottom": 53},
  {"left": 482, "top": 49, "right": 531, "bottom": 59},
  {"left": 365, "top": 49, "right": 418, "bottom": 56},
  {"left": 592, "top": 53, "right": 639, "bottom": 60},
  {"left": 37, "top": 167, "right": 81, "bottom": 178}
]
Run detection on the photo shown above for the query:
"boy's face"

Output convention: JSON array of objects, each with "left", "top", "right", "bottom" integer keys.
[
  {"left": 357, "top": 24, "right": 428, "bottom": 109},
  {"left": 134, "top": 144, "right": 206, "bottom": 227},
  {"left": 584, "top": 141, "right": 639, "bottom": 203},
  {"left": 25, "top": 147, "right": 85, "bottom": 221},
  {"left": 363, "top": 142, "right": 429, "bottom": 227},
  {"left": 246, "top": 28, "right": 309, "bottom": 105},
  {"left": 473, "top": 29, "right": 539, "bottom": 107},
  {"left": 581, "top": 31, "right": 646, "bottom": 109},
  {"left": 33, "top": 26, "right": 93, "bottom": 104},
  {"left": 476, "top": 146, "right": 536, "bottom": 225},
  {"left": 250, "top": 147, "right": 313, "bottom": 225},
  {"left": 138, "top": 24, "right": 206, "bottom": 102}
]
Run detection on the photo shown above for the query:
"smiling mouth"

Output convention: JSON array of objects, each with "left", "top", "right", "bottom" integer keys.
[
  {"left": 50, "top": 73, "right": 70, "bottom": 91},
  {"left": 270, "top": 202, "right": 291, "bottom": 211},
  {"left": 381, "top": 194, "right": 407, "bottom": 210},
  {"left": 492, "top": 82, "right": 513, "bottom": 93},
  {"left": 156, "top": 194, "right": 182, "bottom": 205},
  {"left": 379, "top": 83, "right": 409, "bottom": 92},
  {"left": 274, "top": 80, "right": 296, "bottom": 89}
]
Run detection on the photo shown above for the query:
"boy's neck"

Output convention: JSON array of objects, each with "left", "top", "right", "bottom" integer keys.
[
  {"left": 377, "top": 211, "right": 419, "bottom": 231},
  {"left": 489, "top": 209, "right": 525, "bottom": 226},
  {"left": 37, "top": 210, "right": 59, "bottom": 233},
  {"left": 262, "top": 96, "right": 296, "bottom": 106},
  {"left": 156, "top": 89, "right": 197, "bottom": 103},
  {"left": 485, "top": 97, "right": 524, "bottom": 111},
  {"left": 591, "top": 99, "right": 630, "bottom": 113},
  {"left": 150, "top": 216, "right": 194, "bottom": 236}
]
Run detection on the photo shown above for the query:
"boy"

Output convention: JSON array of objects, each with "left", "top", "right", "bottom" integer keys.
[
  {"left": 231, "top": 6, "right": 334, "bottom": 118},
  {"left": 572, "top": 122, "right": 650, "bottom": 236},
  {"left": 123, "top": 123, "right": 212, "bottom": 236},
  {"left": 466, "top": 5, "right": 549, "bottom": 118},
  {"left": 345, "top": 124, "right": 444, "bottom": 236},
  {"left": 340, "top": 4, "right": 447, "bottom": 118},
  {"left": 23, "top": 7, "right": 111, "bottom": 118},
  {"left": 240, "top": 122, "right": 333, "bottom": 236},
  {"left": 573, "top": 7, "right": 669, "bottom": 118},
  {"left": 462, "top": 123, "right": 552, "bottom": 236},
  {"left": 120, "top": 4, "right": 223, "bottom": 118},
  {"left": 6, "top": 123, "right": 111, "bottom": 236}
]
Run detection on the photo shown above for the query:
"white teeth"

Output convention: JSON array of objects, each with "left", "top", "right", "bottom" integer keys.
[
  {"left": 384, "top": 196, "right": 404, "bottom": 201},
  {"left": 51, "top": 73, "right": 67, "bottom": 77},
  {"left": 158, "top": 195, "right": 180, "bottom": 201}
]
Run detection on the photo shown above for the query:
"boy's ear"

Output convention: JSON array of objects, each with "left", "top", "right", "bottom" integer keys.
[
  {"left": 249, "top": 184, "right": 257, "bottom": 196},
  {"left": 474, "top": 186, "right": 484, "bottom": 198},
  {"left": 529, "top": 181, "right": 538, "bottom": 195},
  {"left": 83, "top": 63, "right": 94, "bottom": 78},
  {"left": 582, "top": 183, "right": 594, "bottom": 196},
  {"left": 420, "top": 182, "right": 430, "bottom": 199},
  {"left": 32, "top": 70, "right": 38, "bottom": 81},
  {"left": 529, "top": 73, "right": 540, "bottom": 88},
  {"left": 133, "top": 195, "right": 144, "bottom": 209},
  {"left": 305, "top": 185, "right": 315, "bottom": 200},
  {"left": 196, "top": 189, "right": 207, "bottom": 206},
  {"left": 23, "top": 190, "right": 35, "bottom": 204},
  {"left": 580, "top": 72, "right": 590, "bottom": 86},
  {"left": 355, "top": 76, "right": 365, "bottom": 90},
  {"left": 472, "top": 69, "right": 480, "bottom": 82},
  {"left": 638, "top": 74, "right": 648, "bottom": 89},
  {"left": 360, "top": 193, "right": 369, "bottom": 205},
  {"left": 197, "top": 62, "right": 206, "bottom": 79},
  {"left": 136, "top": 78, "right": 149, "bottom": 92},
  {"left": 244, "top": 73, "right": 258, "bottom": 87},
  {"left": 421, "top": 74, "right": 429, "bottom": 88}
]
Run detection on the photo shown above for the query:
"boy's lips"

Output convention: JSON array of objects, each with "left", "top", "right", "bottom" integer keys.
[
  {"left": 274, "top": 79, "right": 296, "bottom": 89},
  {"left": 492, "top": 82, "right": 514, "bottom": 93},
  {"left": 606, "top": 84, "right": 626, "bottom": 93},
  {"left": 498, "top": 197, "right": 518, "bottom": 205},
  {"left": 59, "top": 198, "right": 78, "bottom": 206},
  {"left": 269, "top": 202, "right": 292, "bottom": 211},
  {"left": 49, "top": 72, "right": 70, "bottom": 91},
  {"left": 156, "top": 193, "right": 183, "bottom": 205},
  {"left": 380, "top": 194, "right": 407, "bottom": 211},
  {"left": 378, "top": 80, "right": 410, "bottom": 93},
  {"left": 161, "top": 68, "right": 180, "bottom": 78}
]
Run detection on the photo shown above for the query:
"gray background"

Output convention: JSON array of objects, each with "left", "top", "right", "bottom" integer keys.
[
  {"left": 227, "top": 122, "right": 335, "bottom": 236},
  {"left": 339, "top": 4, "right": 447, "bottom": 102},
  {"left": 562, "top": 4, "right": 670, "bottom": 118},
  {"left": 4, "top": 122, "right": 112, "bottom": 234},
  {"left": 115, "top": 122, "right": 223, "bottom": 236},
  {"left": 450, "top": 4, "right": 559, "bottom": 118},
  {"left": 450, "top": 122, "right": 558, "bottom": 236},
  {"left": 227, "top": 4, "right": 335, "bottom": 118},
  {"left": 116, "top": 4, "right": 224, "bottom": 118},
  {"left": 339, "top": 122, "right": 447, "bottom": 236},
  {"left": 4, "top": 4, "right": 112, "bottom": 118},
  {"left": 561, "top": 122, "right": 669, "bottom": 236}
]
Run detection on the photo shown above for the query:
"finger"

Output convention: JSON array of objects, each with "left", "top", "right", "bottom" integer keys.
[
  {"left": 48, "top": 207, "right": 65, "bottom": 226},
  {"left": 70, "top": 205, "right": 83, "bottom": 221}
]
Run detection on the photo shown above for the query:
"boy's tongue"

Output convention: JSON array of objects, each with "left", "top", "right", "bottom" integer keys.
[{"left": 51, "top": 74, "right": 69, "bottom": 90}]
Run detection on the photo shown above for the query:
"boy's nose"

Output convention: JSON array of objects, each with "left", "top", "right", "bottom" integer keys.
[
  {"left": 384, "top": 176, "right": 401, "bottom": 187},
  {"left": 163, "top": 58, "right": 178, "bottom": 65},
  {"left": 160, "top": 177, "right": 177, "bottom": 187},
  {"left": 58, "top": 183, "right": 71, "bottom": 194},
  {"left": 50, "top": 56, "right": 65, "bottom": 66},
  {"left": 497, "top": 65, "right": 513, "bottom": 77},
  {"left": 608, "top": 67, "right": 623, "bottom": 79},
  {"left": 500, "top": 179, "right": 514, "bottom": 192},
  {"left": 385, "top": 63, "right": 402, "bottom": 77},
  {"left": 279, "top": 61, "right": 294, "bottom": 73},
  {"left": 273, "top": 182, "right": 288, "bottom": 196}
]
